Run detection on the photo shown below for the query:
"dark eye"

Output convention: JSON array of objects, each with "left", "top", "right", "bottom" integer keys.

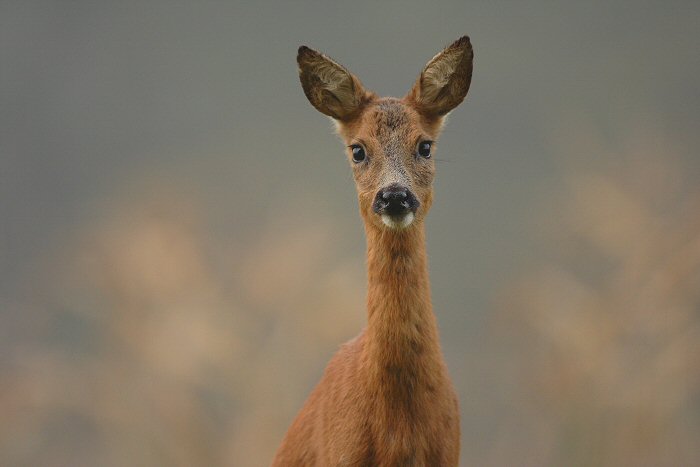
[
  {"left": 417, "top": 141, "right": 432, "bottom": 159},
  {"left": 350, "top": 144, "right": 366, "bottom": 163}
]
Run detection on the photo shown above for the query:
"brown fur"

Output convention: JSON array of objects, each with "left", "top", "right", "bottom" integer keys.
[{"left": 273, "top": 36, "right": 473, "bottom": 466}]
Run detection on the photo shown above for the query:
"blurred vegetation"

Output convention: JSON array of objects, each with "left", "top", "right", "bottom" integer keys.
[
  {"left": 1, "top": 126, "right": 698, "bottom": 466},
  {"left": 490, "top": 126, "right": 700, "bottom": 466},
  {"left": 0, "top": 185, "right": 370, "bottom": 465}
]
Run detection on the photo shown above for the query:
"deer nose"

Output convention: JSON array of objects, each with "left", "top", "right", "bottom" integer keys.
[
  {"left": 373, "top": 183, "right": 420, "bottom": 215},
  {"left": 382, "top": 188, "right": 407, "bottom": 201}
]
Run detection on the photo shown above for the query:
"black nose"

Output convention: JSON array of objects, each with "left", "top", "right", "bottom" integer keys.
[{"left": 373, "top": 183, "right": 420, "bottom": 215}]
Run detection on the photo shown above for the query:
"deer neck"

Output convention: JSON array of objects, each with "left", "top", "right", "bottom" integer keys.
[{"left": 363, "top": 223, "right": 443, "bottom": 382}]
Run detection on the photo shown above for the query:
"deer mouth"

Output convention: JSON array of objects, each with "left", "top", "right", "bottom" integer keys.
[{"left": 380, "top": 211, "right": 415, "bottom": 229}]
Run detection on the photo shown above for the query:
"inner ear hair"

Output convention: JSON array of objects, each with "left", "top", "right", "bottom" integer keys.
[
  {"left": 297, "top": 46, "right": 373, "bottom": 121},
  {"left": 407, "top": 35, "right": 473, "bottom": 117}
]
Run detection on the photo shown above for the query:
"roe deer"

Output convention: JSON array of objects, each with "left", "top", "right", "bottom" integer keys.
[{"left": 272, "top": 36, "right": 473, "bottom": 466}]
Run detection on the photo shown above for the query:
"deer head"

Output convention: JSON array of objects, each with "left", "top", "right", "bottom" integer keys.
[{"left": 297, "top": 36, "right": 473, "bottom": 230}]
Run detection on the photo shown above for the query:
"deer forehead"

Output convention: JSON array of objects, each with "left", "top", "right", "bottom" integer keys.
[{"left": 344, "top": 99, "right": 426, "bottom": 150}]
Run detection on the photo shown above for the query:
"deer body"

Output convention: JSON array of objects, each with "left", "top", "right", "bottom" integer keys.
[{"left": 273, "top": 36, "right": 473, "bottom": 466}]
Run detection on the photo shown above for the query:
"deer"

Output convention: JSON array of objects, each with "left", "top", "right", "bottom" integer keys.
[{"left": 272, "top": 35, "right": 473, "bottom": 466}]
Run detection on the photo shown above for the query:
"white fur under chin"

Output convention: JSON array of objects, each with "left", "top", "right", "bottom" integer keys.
[{"left": 381, "top": 212, "right": 415, "bottom": 229}]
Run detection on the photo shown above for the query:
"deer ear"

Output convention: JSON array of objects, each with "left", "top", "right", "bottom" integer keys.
[
  {"left": 297, "top": 46, "right": 372, "bottom": 121},
  {"left": 407, "top": 36, "right": 473, "bottom": 117}
]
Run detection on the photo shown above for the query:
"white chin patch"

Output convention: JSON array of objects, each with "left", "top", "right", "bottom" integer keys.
[{"left": 381, "top": 212, "right": 415, "bottom": 229}]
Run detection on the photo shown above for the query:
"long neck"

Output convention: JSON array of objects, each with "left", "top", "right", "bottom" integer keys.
[{"left": 363, "top": 223, "right": 444, "bottom": 381}]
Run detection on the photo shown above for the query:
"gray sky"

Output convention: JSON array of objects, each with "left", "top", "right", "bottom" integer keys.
[
  {"left": 1, "top": 0, "right": 698, "bottom": 354},
  {"left": 3, "top": 0, "right": 697, "bottom": 295}
]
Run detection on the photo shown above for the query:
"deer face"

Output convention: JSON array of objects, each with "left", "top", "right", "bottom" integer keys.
[
  {"left": 337, "top": 99, "right": 437, "bottom": 230},
  {"left": 297, "top": 37, "right": 473, "bottom": 231}
]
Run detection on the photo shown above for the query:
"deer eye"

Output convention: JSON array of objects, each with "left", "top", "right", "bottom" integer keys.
[
  {"left": 350, "top": 144, "right": 366, "bottom": 163},
  {"left": 417, "top": 141, "right": 432, "bottom": 159}
]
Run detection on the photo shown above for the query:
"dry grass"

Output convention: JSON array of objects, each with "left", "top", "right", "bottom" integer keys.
[
  {"left": 0, "top": 191, "right": 365, "bottom": 466},
  {"left": 495, "top": 126, "right": 700, "bottom": 466},
  {"left": 1, "top": 126, "right": 698, "bottom": 466}
]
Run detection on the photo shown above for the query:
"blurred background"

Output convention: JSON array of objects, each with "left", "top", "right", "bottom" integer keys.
[{"left": 2, "top": 1, "right": 699, "bottom": 465}]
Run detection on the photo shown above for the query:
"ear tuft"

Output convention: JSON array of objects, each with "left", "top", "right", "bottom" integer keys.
[
  {"left": 297, "top": 45, "right": 316, "bottom": 62},
  {"left": 450, "top": 35, "right": 472, "bottom": 50},
  {"left": 296, "top": 45, "right": 372, "bottom": 121},
  {"left": 407, "top": 35, "right": 474, "bottom": 117}
]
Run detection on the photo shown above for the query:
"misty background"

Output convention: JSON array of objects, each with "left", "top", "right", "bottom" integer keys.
[{"left": 1, "top": 1, "right": 699, "bottom": 465}]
